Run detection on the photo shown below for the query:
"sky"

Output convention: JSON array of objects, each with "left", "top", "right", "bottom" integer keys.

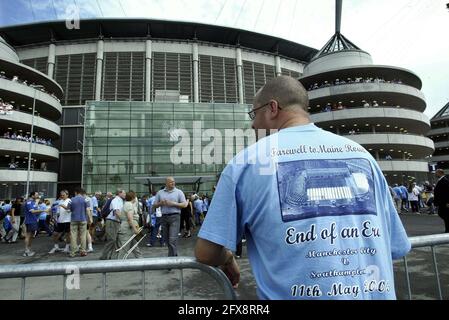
[{"left": 0, "top": 0, "right": 448, "bottom": 119}]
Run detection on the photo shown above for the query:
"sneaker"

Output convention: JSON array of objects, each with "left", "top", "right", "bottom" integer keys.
[
  {"left": 49, "top": 247, "right": 61, "bottom": 254},
  {"left": 62, "top": 246, "right": 70, "bottom": 253},
  {"left": 23, "top": 251, "right": 35, "bottom": 257},
  {"left": 87, "top": 247, "right": 94, "bottom": 253},
  {"left": 146, "top": 243, "right": 153, "bottom": 247},
  {"left": 80, "top": 252, "right": 87, "bottom": 257}
]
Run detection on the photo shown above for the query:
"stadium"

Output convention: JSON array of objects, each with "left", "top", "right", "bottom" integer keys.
[{"left": 0, "top": 18, "right": 433, "bottom": 197}]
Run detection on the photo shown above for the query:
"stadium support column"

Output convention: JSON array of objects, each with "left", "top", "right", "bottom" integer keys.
[
  {"left": 95, "top": 39, "right": 104, "bottom": 101},
  {"left": 193, "top": 42, "right": 199, "bottom": 103},
  {"left": 236, "top": 47, "right": 244, "bottom": 104},
  {"left": 47, "top": 43, "right": 56, "bottom": 78},
  {"left": 275, "top": 55, "right": 282, "bottom": 77},
  {"left": 145, "top": 39, "right": 152, "bottom": 102}
]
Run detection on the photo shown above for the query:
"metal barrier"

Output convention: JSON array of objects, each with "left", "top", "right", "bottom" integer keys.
[
  {"left": 0, "top": 256, "right": 237, "bottom": 300},
  {"left": 402, "top": 233, "right": 449, "bottom": 300}
]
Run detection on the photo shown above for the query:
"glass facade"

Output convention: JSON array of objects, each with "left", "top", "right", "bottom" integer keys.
[
  {"left": 0, "top": 181, "right": 57, "bottom": 200},
  {"left": 83, "top": 101, "right": 254, "bottom": 195}
]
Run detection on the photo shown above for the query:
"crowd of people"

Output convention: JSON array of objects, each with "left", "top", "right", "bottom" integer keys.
[
  {"left": 0, "top": 183, "right": 211, "bottom": 259},
  {"left": 0, "top": 71, "right": 60, "bottom": 102},
  {"left": 307, "top": 76, "right": 404, "bottom": 91},
  {"left": 318, "top": 100, "right": 397, "bottom": 113},
  {"left": 2, "top": 131, "right": 53, "bottom": 147},
  {"left": 389, "top": 181, "right": 437, "bottom": 215},
  {"left": 0, "top": 100, "right": 13, "bottom": 114}
]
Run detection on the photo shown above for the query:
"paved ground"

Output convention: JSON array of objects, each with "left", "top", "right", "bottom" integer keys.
[{"left": 0, "top": 212, "right": 448, "bottom": 300}]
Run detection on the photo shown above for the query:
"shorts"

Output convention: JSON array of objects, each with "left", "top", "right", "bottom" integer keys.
[
  {"left": 55, "top": 222, "right": 71, "bottom": 233},
  {"left": 25, "top": 223, "right": 38, "bottom": 233}
]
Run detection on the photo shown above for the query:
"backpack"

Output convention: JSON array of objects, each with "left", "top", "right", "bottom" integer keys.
[{"left": 100, "top": 198, "right": 114, "bottom": 219}]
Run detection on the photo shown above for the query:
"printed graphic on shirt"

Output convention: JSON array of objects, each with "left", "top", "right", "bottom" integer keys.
[{"left": 277, "top": 158, "right": 376, "bottom": 222}]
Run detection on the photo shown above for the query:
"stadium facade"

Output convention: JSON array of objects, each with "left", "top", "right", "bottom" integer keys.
[
  {"left": 428, "top": 102, "right": 449, "bottom": 170},
  {"left": 300, "top": 32, "right": 434, "bottom": 185},
  {"left": 0, "top": 36, "right": 62, "bottom": 199},
  {"left": 0, "top": 19, "right": 433, "bottom": 197}
]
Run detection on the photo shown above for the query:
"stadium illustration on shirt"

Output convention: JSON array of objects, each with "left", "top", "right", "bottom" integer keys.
[{"left": 277, "top": 158, "right": 376, "bottom": 222}]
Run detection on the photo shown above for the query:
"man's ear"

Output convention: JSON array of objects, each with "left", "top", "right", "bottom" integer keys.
[{"left": 269, "top": 100, "right": 280, "bottom": 119}]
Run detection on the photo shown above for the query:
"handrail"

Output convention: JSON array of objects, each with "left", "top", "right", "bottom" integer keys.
[
  {"left": 401, "top": 233, "right": 449, "bottom": 300},
  {"left": 409, "top": 233, "right": 449, "bottom": 249},
  {"left": 0, "top": 256, "right": 237, "bottom": 300}
]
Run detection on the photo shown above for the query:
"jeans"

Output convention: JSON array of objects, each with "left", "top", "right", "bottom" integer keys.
[
  {"left": 149, "top": 217, "right": 163, "bottom": 246},
  {"left": 160, "top": 214, "right": 180, "bottom": 257}
]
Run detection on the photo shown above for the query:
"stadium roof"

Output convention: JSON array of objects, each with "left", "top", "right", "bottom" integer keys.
[
  {"left": 311, "top": 32, "right": 362, "bottom": 61},
  {"left": 0, "top": 19, "right": 318, "bottom": 63},
  {"left": 431, "top": 102, "right": 449, "bottom": 122}
]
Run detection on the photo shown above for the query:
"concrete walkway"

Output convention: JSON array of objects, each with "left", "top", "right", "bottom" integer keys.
[{"left": 0, "top": 213, "right": 447, "bottom": 300}]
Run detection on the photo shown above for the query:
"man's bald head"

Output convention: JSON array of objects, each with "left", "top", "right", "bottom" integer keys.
[
  {"left": 166, "top": 176, "right": 176, "bottom": 190},
  {"left": 254, "top": 75, "right": 309, "bottom": 113}
]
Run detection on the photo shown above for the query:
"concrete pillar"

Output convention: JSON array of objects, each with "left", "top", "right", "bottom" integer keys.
[
  {"left": 375, "top": 151, "right": 380, "bottom": 161},
  {"left": 236, "top": 47, "right": 244, "bottom": 104},
  {"left": 192, "top": 42, "right": 199, "bottom": 103},
  {"left": 372, "top": 126, "right": 376, "bottom": 133},
  {"left": 95, "top": 39, "right": 104, "bottom": 101},
  {"left": 275, "top": 55, "right": 282, "bottom": 77},
  {"left": 47, "top": 43, "right": 56, "bottom": 79},
  {"left": 145, "top": 39, "right": 152, "bottom": 102}
]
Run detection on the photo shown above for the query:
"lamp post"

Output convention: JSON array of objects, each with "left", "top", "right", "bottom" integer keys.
[{"left": 25, "top": 84, "right": 44, "bottom": 198}]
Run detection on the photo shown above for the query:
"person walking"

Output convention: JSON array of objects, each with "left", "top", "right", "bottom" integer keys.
[
  {"left": 153, "top": 177, "right": 187, "bottom": 257},
  {"left": 23, "top": 192, "right": 47, "bottom": 257},
  {"left": 117, "top": 191, "right": 142, "bottom": 259},
  {"left": 100, "top": 189, "right": 125, "bottom": 260},
  {"left": 433, "top": 169, "right": 449, "bottom": 233}
]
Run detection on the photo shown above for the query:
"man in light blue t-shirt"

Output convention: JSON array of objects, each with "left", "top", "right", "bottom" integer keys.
[
  {"left": 195, "top": 76, "right": 411, "bottom": 300},
  {"left": 153, "top": 177, "right": 187, "bottom": 257}
]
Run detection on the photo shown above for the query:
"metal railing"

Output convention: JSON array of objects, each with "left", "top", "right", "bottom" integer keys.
[
  {"left": 0, "top": 256, "right": 237, "bottom": 300},
  {"left": 401, "top": 233, "right": 449, "bottom": 300},
  {"left": 1, "top": 235, "right": 448, "bottom": 300}
]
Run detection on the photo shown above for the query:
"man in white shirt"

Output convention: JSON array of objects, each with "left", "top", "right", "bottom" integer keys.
[
  {"left": 100, "top": 189, "right": 125, "bottom": 260},
  {"left": 48, "top": 190, "right": 71, "bottom": 254}
]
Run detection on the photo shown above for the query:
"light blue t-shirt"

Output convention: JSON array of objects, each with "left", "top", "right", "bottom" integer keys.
[
  {"left": 147, "top": 196, "right": 156, "bottom": 215},
  {"left": 154, "top": 188, "right": 186, "bottom": 215},
  {"left": 199, "top": 123, "right": 411, "bottom": 300},
  {"left": 193, "top": 199, "right": 203, "bottom": 214},
  {"left": 202, "top": 198, "right": 209, "bottom": 212},
  {"left": 91, "top": 196, "right": 99, "bottom": 217},
  {"left": 1, "top": 203, "right": 12, "bottom": 213},
  {"left": 38, "top": 204, "right": 47, "bottom": 220}
]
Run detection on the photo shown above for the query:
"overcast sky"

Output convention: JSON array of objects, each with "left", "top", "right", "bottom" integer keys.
[{"left": 1, "top": 0, "right": 448, "bottom": 118}]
